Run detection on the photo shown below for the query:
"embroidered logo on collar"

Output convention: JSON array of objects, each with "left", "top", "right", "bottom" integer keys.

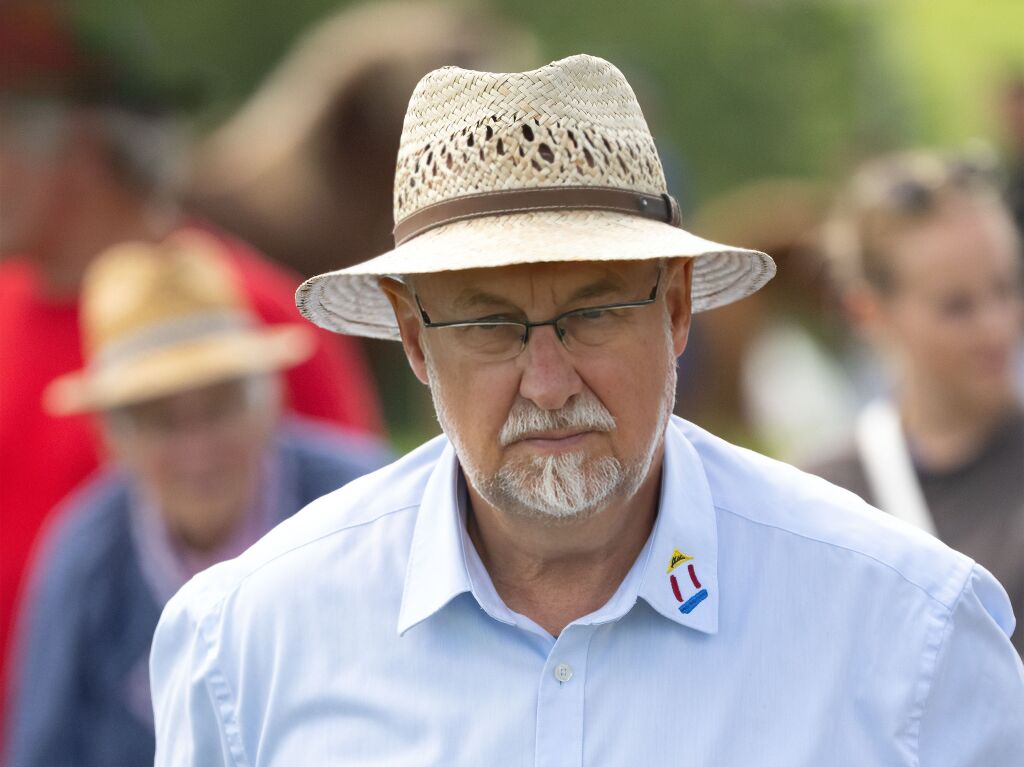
[
  {"left": 666, "top": 548, "right": 693, "bottom": 573},
  {"left": 668, "top": 550, "right": 709, "bottom": 615}
]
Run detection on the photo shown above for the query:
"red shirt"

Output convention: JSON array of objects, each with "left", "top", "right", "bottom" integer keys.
[{"left": 0, "top": 224, "right": 383, "bottom": 735}]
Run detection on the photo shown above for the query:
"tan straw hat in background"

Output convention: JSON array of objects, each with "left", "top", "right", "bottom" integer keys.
[
  {"left": 297, "top": 53, "right": 776, "bottom": 340},
  {"left": 44, "top": 232, "right": 315, "bottom": 415}
]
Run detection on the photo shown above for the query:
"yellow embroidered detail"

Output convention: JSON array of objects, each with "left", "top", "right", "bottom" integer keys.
[{"left": 666, "top": 549, "right": 693, "bottom": 573}]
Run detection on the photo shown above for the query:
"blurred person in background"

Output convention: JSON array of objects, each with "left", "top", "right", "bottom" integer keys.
[
  {"left": 998, "top": 71, "right": 1024, "bottom": 236},
  {"left": 0, "top": 0, "right": 382, "bottom": 735},
  {"left": 188, "top": 0, "right": 537, "bottom": 280},
  {"left": 4, "top": 236, "right": 388, "bottom": 767},
  {"left": 187, "top": 0, "right": 538, "bottom": 445},
  {"left": 681, "top": 179, "right": 858, "bottom": 459},
  {"left": 811, "top": 151, "right": 1024, "bottom": 654}
]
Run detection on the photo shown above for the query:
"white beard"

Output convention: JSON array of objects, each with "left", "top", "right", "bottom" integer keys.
[
  {"left": 425, "top": 325, "right": 677, "bottom": 522},
  {"left": 491, "top": 449, "right": 627, "bottom": 521}
]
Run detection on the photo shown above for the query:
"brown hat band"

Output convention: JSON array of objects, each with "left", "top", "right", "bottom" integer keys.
[
  {"left": 92, "top": 310, "right": 253, "bottom": 370},
  {"left": 393, "top": 186, "right": 682, "bottom": 245}
]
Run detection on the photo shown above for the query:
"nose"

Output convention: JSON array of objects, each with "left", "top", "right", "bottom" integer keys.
[{"left": 517, "top": 323, "right": 584, "bottom": 410}]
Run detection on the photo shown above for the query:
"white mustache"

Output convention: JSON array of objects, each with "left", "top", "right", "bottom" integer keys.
[{"left": 498, "top": 393, "right": 616, "bottom": 447}]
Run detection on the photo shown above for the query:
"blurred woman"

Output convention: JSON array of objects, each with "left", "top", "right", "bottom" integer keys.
[{"left": 812, "top": 151, "right": 1024, "bottom": 653}]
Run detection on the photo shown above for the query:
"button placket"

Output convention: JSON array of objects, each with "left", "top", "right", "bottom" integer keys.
[{"left": 534, "top": 625, "right": 594, "bottom": 767}]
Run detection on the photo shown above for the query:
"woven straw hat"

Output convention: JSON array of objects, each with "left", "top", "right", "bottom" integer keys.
[
  {"left": 297, "top": 54, "right": 775, "bottom": 339},
  {"left": 45, "top": 231, "right": 314, "bottom": 415}
]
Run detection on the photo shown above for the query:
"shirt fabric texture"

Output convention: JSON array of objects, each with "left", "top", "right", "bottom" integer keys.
[
  {"left": 811, "top": 407, "right": 1024, "bottom": 656},
  {"left": 4, "top": 420, "right": 389, "bottom": 767},
  {"left": 0, "top": 221, "right": 382, "bottom": 742},
  {"left": 150, "top": 416, "right": 1024, "bottom": 766}
]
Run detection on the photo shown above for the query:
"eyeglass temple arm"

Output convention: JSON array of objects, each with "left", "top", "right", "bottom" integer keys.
[{"left": 413, "top": 293, "right": 432, "bottom": 324}]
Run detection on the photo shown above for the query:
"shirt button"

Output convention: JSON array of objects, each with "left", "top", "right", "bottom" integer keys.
[{"left": 553, "top": 663, "right": 573, "bottom": 683}]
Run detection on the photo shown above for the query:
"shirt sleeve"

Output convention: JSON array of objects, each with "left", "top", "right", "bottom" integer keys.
[
  {"left": 917, "top": 564, "right": 1024, "bottom": 765},
  {"left": 150, "top": 594, "right": 247, "bottom": 767}
]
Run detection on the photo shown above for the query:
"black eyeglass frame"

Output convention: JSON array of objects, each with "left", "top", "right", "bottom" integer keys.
[{"left": 412, "top": 267, "right": 664, "bottom": 356}]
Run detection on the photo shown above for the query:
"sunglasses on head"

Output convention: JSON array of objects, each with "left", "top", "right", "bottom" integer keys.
[{"left": 874, "top": 154, "right": 998, "bottom": 217}]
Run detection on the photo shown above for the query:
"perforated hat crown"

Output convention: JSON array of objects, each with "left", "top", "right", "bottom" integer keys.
[{"left": 297, "top": 54, "right": 775, "bottom": 339}]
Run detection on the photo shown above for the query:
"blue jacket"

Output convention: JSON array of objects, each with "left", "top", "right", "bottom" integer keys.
[{"left": 5, "top": 420, "right": 388, "bottom": 767}]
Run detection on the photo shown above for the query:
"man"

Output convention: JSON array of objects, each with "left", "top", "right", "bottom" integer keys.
[
  {"left": 811, "top": 151, "right": 1024, "bottom": 654},
  {"left": 152, "top": 56, "right": 1024, "bottom": 764},
  {"left": 4, "top": 237, "right": 388, "bottom": 766},
  {"left": 0, "top": 1, "right": 382, "bottom": 731}
]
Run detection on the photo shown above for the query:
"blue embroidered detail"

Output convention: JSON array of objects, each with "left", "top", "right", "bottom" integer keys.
[{"left": 678, "top": 588, "right": 708, "bottom": 615}]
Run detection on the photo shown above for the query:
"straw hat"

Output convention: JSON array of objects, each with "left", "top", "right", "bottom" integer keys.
[
  {"left": 44, "top": 232, "right": 314, "bottom": 415},
  {"left": 297, "top": 54, "right": 776, "bottom": 340}
]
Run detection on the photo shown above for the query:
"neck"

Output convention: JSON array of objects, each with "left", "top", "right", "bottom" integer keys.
[
  {"left": 897, "top": 378, "right": 1016, "bottom": 471},
  {"left": 34, "top": 190, "right": 176, "bottom": 299},
  {"left": 466, "top": 444, "right": 664, "bottom": 637}
]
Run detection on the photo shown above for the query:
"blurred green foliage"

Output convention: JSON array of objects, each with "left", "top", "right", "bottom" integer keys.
[
  {"left": 63, "top": 0, "right": 1024, "bottom": 446},
  {"left": 72, "top": 0, "right": 1024, "bottom": 203}
]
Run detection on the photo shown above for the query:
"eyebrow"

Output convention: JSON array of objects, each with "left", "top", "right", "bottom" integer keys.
[
  {"left": 450, "top": 273, "right": 631, "bottom": 315},
  {"left": 449, "top": 291, "right": 519, "bottom": 315},
  {"left": 564, "top": 275, "right": 629, "bottom": 304}
]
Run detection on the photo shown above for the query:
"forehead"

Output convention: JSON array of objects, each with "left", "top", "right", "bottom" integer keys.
[
  {"left": 412, "top": 260, "right": 658, "bottom": 309},
  {"left": 888, "top": 198, "right": 1021, "bottom": 277},
  {"left": 117, "top": 378, "right": 249, "bottom": 418}
]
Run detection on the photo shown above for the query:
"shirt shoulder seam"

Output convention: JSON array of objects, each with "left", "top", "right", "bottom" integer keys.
[
  {"left": 907, "top": 564, "right": 974, "bottom": 764},
  {"left": 189, "top": 503, "right": 420, "bottom": 622},
  {"left": 191, "top": 601, "right": 252, "bottom": 766},
  {"left": 714, "top": 503, "right": 966, "bottom": 610}
]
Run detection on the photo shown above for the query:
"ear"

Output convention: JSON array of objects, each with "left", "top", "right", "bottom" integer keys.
[
  {"left": 664, "top": 259, "right": 694, "bottom": 357},
  {"left": 379, "top": 277, "right": 430, "bottom": 385}
]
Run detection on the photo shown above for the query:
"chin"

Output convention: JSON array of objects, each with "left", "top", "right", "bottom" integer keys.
[{"left": 482, "top": 451, "right": 632, "bottom": 521}]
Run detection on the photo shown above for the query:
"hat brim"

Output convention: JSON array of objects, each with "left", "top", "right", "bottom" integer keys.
[
  {"left": 45, "top": 324, "right": 314, "bottom": 415},
  {"left": 297, "top": 209, "right": 776, "bottom": 339}
]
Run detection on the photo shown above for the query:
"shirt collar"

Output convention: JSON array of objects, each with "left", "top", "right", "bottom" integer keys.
[
  {"left": 635, "top": 417, "right": 719, "bottom": 635},
  {"left": 397, "top": 417, "right": 719, "bottom": 636},
  {"left": 397, "top": 442, "right": 475, "bottom": 635}
]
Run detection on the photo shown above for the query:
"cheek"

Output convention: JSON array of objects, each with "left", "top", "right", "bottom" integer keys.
[
  {"left": 892, "top": 305, "right": 985, "bottom": 375},
  {"left": 890, "top": 300, "right": 950, "bottom": 347},
  {"left": 584, "top": 345, "right": 674, "bottom": 444},
  {"left": 430, "top": 357, "right": 519, "bottom": 460}
]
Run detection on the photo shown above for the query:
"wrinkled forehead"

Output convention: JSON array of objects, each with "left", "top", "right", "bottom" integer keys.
[
  {"left": 408, "top": 259, "right": 663, "bottom": 311},
  {"left": 889, "top": 194, "right": 1021, "bottom": 256}
]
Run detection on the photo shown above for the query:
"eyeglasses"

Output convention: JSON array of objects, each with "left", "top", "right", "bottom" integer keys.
[
  {"left": 105, "top": 376, "right": 272, "bottom": 439},
  {"left": 413, "top": 268, "right": 663, "bottom": 362}
]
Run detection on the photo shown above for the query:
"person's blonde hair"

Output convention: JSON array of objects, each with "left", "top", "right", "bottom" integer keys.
[{"left": 823, "top": 149, "right": 1010, "bottom": 293}]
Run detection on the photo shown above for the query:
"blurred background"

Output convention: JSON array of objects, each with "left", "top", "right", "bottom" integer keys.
[
  {"left": 54, "top": 0, "right": 1023, "bottom": 451},
  {"left": 2, "top": 0, "right": 1024, "bottom": 762}
]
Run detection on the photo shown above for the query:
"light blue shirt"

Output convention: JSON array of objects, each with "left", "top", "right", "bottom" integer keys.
[{"left": 151, "top": 416, "right": 1024, "bottom": 765}]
